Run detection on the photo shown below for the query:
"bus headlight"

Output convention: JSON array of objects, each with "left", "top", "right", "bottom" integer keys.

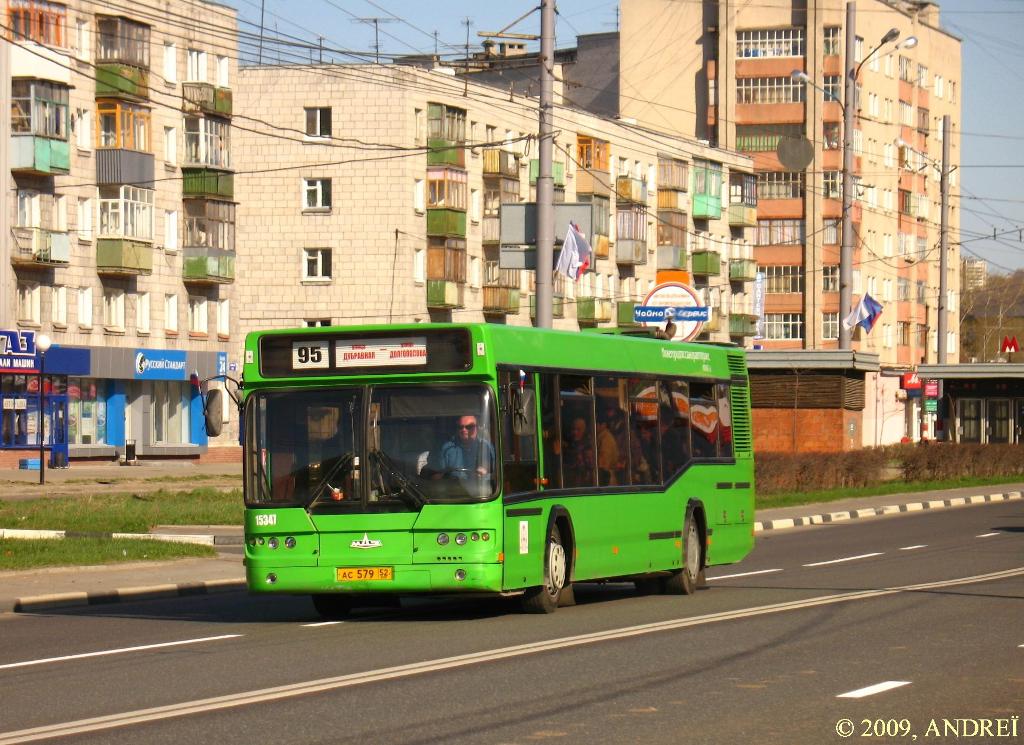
[
  {"left": 454, "top": 569, "right": 467, "bottom": 581},
  {"left": 437, "top": 533, "right": 450, "bottom": 546},
  {"left": 268, "top": 537, "right": 279, "bottom": 550},
  {"left": 455, "top": 533, "right": 468, "bottom": 545},
  {"left": 284, "top": 537, "right": 296, "bottom": 549}
]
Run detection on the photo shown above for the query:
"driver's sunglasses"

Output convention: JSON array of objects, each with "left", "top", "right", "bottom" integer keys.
[{"left": 458, "top": 423, "right": 477, "bottom": 432}]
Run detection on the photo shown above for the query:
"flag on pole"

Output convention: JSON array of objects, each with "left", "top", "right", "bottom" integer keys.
[
  {"left": 842, "top": 293, "right": 884, "bottom": 333},
  {"left": 554, "top": 222, "right": 592, "bottom": 280}
]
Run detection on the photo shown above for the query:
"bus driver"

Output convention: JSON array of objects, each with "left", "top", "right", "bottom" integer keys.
[{"left": 424, "top": 414, "right": 495, "bottom": 480}]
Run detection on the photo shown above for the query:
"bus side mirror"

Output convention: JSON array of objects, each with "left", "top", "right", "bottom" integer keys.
[
  {"left": 204, "top": 388, "right": 224, "bottom": 437},
  {"left": 511, "top": 388, "right": 535, "bottom": 437}
]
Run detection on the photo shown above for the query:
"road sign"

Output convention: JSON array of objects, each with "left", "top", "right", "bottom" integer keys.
[
  {"left": 633, "top": 306, "right": 710, "bottom": 323},
  {"left": 925, "top": 399, "right": 937, "bottom": 413},
  {"left": 924, "top": 380, "right": 940, "bottom": 398}
]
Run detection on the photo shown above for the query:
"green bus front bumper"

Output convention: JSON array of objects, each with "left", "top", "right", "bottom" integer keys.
[{"left": 245, "top": 561, "right": 505, "bottom": 594}]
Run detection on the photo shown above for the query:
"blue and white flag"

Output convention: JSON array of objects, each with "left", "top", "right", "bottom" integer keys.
[{"left": 842, "top": 293, "right": 884, "bottom": 333}]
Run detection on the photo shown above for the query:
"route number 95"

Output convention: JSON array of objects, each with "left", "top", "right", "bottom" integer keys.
[{"left": 292, "top": 341, "right": 330, "bottom": 370}]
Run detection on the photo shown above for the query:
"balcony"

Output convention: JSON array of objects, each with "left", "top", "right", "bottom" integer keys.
[
  {"left": 575, "top": 168, "right": 611, "bottom": 197},
  {"left": 692, "top": 192, "right": 722, "bottom": 220},
  {"left": 702, "top": 314, "right": 721, "bottom": 334},
  {"left": 576, "top": 297, "right": 612, "bottom": 325},
  {"left": 592, "top": 234, "right": 610, "bottom": 260},
  {"left": 183, "top": 247, "right": 235, "bottom": 284},
  {"left": 729, "top": 315, "right": 758, "bottom": 337},
  {"left": 10, "top": 135, "right": 70, "bottom": 175},
  {"left": 658, "top": 190, "right": 688, "bottom": 211},
  {"left": 690, "top": 250, "right": 721, "bottom": 276},
  {"left": 530, "top": 293, "right": 565, "bottom": 319},
  {"left": 96, "top": 63, "right": 149, "bottom": 100},
  {"left": 483, "top": 148, "right": 518, "bottom": 177},
  {"left": 615, "top": 239, "right": 647, "bottom": 266},
  {"left": 529, "top": 159, "right": 566, "bottom": 187},
  {"left": 96, "top": 238, "right": 153, "bottom": 275},
  {"left": 182, "top": 82, "right": 232, "bottom": 117},
  {"left": 729, "top": 258, "right": 757, "bottom": 282},
  {"left": 426, "top": 279, "right": 465, "bottom": 309},
  {"left": 96, "top": 149, "right": 154, "bottom": 186},
  {"left": 482, "top": 286, "right": 520, "bottom": 315},
  {"left": 11, "top": 227, "right": 70, "bottom": 266},
  {"left": 657, "top": 245, "right": 688, "bottom": 270},
  {"left": 427, "top": 138, "right": 465, "bottom": 168},
  {"left": 482, "top": 215, "right": 500, "bottom": 244},
  {"left": 616, "top": 301, "right": 639, "bottom": 327},
  {"left": 728, "top": 203, "right": 757, "bottom": 227},
  {"left": 182, "top": 168, "right": 234, "bottom": 199},
  {"left": 615, "top": 176, "right": 647, "bottom": 204},
  {"left": 426, "top": 209, "right": 467, "bottom": 237}
]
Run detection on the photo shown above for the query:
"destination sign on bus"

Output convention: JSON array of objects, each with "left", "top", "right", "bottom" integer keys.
[{"left": 335, "top": 338, "right": 427, "bottom": 368}]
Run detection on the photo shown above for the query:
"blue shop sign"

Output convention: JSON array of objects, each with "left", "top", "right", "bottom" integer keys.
[
  {"left": 633, "top": 305, "right": 710, "bottom": 323},
  {"left": 134, "top": 349, "right": 188, "bottom": 380}
]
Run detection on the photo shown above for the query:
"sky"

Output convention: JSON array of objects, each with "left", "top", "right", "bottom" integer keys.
[{"left": 223, "top": 0, "right": 1024, "bottom": 274}]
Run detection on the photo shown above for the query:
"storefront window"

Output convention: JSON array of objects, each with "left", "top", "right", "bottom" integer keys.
[
  {"left": 67, "top": 377, "right": 107, "bottom": 445},
  {"left": 151, "top": 380, "right": 190, "bottom": 444}
]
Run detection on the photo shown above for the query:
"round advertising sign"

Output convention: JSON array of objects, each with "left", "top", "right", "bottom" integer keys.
[{"left": 641, "top": 282, "right": 706, "bottom": 341}]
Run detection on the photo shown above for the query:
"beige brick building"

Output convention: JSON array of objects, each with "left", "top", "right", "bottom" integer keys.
[
  {"left": 235, "top": 63, "right": 760, "bottom": 346},
  {"left": 1, "top": 0, "right": 238, "bottom": 463},
  {"left": 620, "top": 0, "right": 962, "bottom": 367}
]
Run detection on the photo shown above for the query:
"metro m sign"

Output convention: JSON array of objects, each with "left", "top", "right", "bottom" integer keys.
[
  {"left": 1001, "top": 336, "right": 1019, "bottom": 354},
  {"left": 901, "top": 373, "right": 922, "bottom": 390}
]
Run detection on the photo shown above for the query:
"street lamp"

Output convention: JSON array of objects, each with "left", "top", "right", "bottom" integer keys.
[
  {"left": 791, "top": 8, "right": 916, "bottom": 349},
  {"left": 36, "top": 333, "right": 51, "bottom": 486}
]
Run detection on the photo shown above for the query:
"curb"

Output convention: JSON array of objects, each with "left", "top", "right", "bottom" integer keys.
[
  {"left": 754, "top": 490, "right": 1022, "bottom": 532},
  {"left": 11, "top": 578, "right": 246, "bottom": 613},
  {"left": 0, "top": 529, "right": 244, "bottom": 546}
]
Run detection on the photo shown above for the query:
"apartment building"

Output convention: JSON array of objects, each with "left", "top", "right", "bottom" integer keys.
[
  {"left": 1, "top": 0, "right": 238, "bottom": 465},
  {"left": 620, "top": 0, "right": 962, "bottom": 367},
  {"left": 234, "top": 63, "right": 758, "bottom": 342}
]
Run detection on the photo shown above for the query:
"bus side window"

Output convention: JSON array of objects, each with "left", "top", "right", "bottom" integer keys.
[
  {"left": 662, "top": 379, "right": 691, "bottom": 478},
  {"left": 500, "top": 370, "right": 538, "bottom": 494},
  {"left": 560, "top": 374, "right": 596, "bottom": 489},
  {"left": 539, "top": 373, "right": 562, "bottom": 489},
  {"left": 718, "top": 383, "right": 734, "bottom": 458},
  {"left": 689, "top": 382, "right": 720, "bottom": 459},
  {"left": 628, "top": 378, "right": 660, "bottom": 485}
]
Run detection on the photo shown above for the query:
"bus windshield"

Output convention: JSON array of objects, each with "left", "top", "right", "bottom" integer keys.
[{"left": 245, "top": 383, "right": 498, "bottom": 510}]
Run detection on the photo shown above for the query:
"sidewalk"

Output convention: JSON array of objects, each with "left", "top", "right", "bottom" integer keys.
[{"left": 2, "top": 481, "right": 1022, "bottom": 614}]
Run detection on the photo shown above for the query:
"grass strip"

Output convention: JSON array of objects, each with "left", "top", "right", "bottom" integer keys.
[
  {"left": 0, "top": 537, "right": 216, "bottom": 571},
  {"left": 0, "top": 488, "right": 242, "bottom": 533},
  {"left": 757, "top": 474, "right": 1024, "bottom": 510}
]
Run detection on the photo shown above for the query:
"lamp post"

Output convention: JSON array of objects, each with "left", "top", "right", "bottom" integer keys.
[
  {"left": 36, "top": 333, "right": 51, "bottom": 486},
  {"left": 793, "top": 8, "right": 916, "bottom": 349}
]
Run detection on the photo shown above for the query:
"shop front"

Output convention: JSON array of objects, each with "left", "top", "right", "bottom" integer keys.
[{"left": 918, "top": 363, "right": 1024, "bottom": 444}]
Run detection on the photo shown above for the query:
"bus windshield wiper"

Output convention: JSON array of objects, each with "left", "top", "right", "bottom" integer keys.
[
  {"left": 369, "top": 450, "right": 426, "bottom": 509},
  {"left": 309, "top": 452, "right": 355, "bottom": 505}
]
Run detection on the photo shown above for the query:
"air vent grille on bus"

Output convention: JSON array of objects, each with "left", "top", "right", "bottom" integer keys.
[
  {"left": 730, "top": 383, "right": 753, "bottom": 455},
  {"left": 727, "top": 352, "right": 747, "bottom": 380}
]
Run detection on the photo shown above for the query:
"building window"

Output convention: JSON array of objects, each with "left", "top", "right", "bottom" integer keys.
[
  {"left": 764, "top": 265, "right": 804, "bottom": 294},
  {"left": 11, "top": 80, "right": 69, "bottom": 139},
  {"left": 657, "top": 210, "right": 686, "bottom": 249},
  {"left": 305, "top": 318, "right": 331, "bottom": 328},
  {"left": 163, "top": 42, "right": 177, "bottom": 83},
  {"left": 823, "top": 312, "right": 839, "bottom": 340},
  {"left": 616, "top": 206, "right": 647, "bottom": 242},
  {"left": 736, "top": 28, "right": 804, "bottom": 58},
  {"left": 186, "top": 48, "right": 207, "bottom": 82},
  {"left": 96, "top": 16, "right": 149, "bottom": 67},
  {"left": 426, "top": 167, "right": 468, "bottom": 210},
  {"left": 577, "top": 135, "right": 609, "bottom": 171},
  {"left": 413, "top": 178, "right": 425, "bottom": 213},
  {"left": 216, "top": 55, "right": 229, "bottom": 87},
  {"left": 899, "top": 189, "right": 914, "bottom": 216},
  {"left": 729, "top": 172, "right": 757, "bottom": 206},
  {"left": 75, "top": 107, "right": 91, "bottom": 149},
  {"left": 755, "top": 219, "right": 805, "bottom": 246},
  {"left": 164, "top": 293, "right": 178, "bottom": 333},
  {"left": 183, "top": 116, "right": 229, "bottom": 168},
  {"left": 898, "top": 55, "right": 913, "bottom": 82},
  {"left": 98, "top": 185, "right": 154, "bottom": 240},
  {"left": 184, "top": 199, "right": 234, "bottom": 250},
  {"left": 823, "top": 75, "right": 841, "bottom": 102},
  {"left": 822, "top": 265, "right": 839, "bottom": 292},
  {"left": 151, "top": 380, "right": 189, "bottom": 445},
  {"left": 427, "top": 237, "right": 467, "bottom": 282},
  {"left": 735, "top": 123, "right": 802, "bottom": 153},
  {"left": 413, "top": 247, "right": 425, "bottom": 283},
  {"left": 78, "top": 286, "right": 93, "bottom": 328},
  {"left": 823, "top": 122, "right": 841, "bottom": 150},
  {"left": 823, "top": 171, "right": 842, "bottom": 199},
  {"left": 757, "top": 171, "right": 804, "bottom": 199},
  {"left": 163, "top": 125, "right": 176, "bottom": 163},
  {"left": 735, "top": 77, "right": 805, "bottom": 104},
  {"left": 217, "top": 298, "right": 230, "bottom": 336},
  {"left": 164, "top": 209, "right": 178, "bottom": 251},
  {"left": 96, "top": 99, "right": 150, "bottom": 150},
  {"left": 52, "top": 285, "right": 67, "bottom": 326},
  {"left": 17, "top": 282, "right": 40, "bottom": 324},
  {"left": 16, "top": 190, "right": 40, "bottom": 228},
  {"left": 304, "top": 107, "right": 331, "bottom": 138},
  {"left": 10, "top": 0, "right": 67, "bottom": 47},
  {"left": 188, "top": 295, "right": 207, "bottom": 335},
  {"left": 303, "top": 248, "right": 332, "bottom": 280},
  {"left": 427, "top": 102, "right": 466, "bottom": 142},
  {"left": 303, "top": 178, "right": 332, "bottom": 210},
  {"left": 103, "top": 288, "right": 125, "bottom": 330},
  {"left": 137, "top": 291, "right": 150, "bottom": 333},
  {"left": 899, "top": 100, "right": 913, "bottom": 127},
  {"left": 74, "top": 17, "right": 88, "bottom": 58},
  {"left": 823, "top": 26, "right": 840, "bottom": 56},
  {"left": 764, "top": 313, "right": 804, "bottom": 340},
  {"left": 67, "top": 377, "right": 107, "bottom": 445},
  {"left": 692, "top": 160, "right": 722, "bottom": 196},
  {"left": 898, "top": 321, "right": 910, "bottom": 346}
]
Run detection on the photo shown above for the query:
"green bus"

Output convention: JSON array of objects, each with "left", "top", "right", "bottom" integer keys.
[{"left": 226, "top": 323, "right": 754, "bottom": 616}]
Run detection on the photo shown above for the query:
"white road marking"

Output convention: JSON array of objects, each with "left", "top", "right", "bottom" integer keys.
[
  {"left": 899, "top": 545, "right": 927, "bottom": 551},
  {"left": 302, "top": 621, "right": 344, "bottom": 627},
  {"left": 1, "top": 566, "right": 1021, "bottom": 745},
  {"left": 706, "top": 568, "right": 784, "bottom": 581},
  {"left": 977, "top": 532, "right": 999, "bottom": 538},
  {"left": 0, "top": 634, "right": 242, "bottom": 671},
  {"left": 837, "top": 680, "right": 911, "bottom": 698},
  {"left": 803, "top": 552, "right": 883, "bottom": 567}
]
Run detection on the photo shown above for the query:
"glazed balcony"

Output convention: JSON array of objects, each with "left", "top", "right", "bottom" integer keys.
[
  {"left": 483, "top": 148, "right": 518, "bottom": 177},
  {"left": 615, "top": 239, "right": 647, "bottom": 266},
  {"left": 96, "top": 238, "right": 152, "bottom": 276},
  {"left": 183, "top": 247, "right": 235, "bottom": 284},
  {"left": 529, "top": 159, "right": 565, "bottom": 187},
  {"left": 692, "top": 192, "right": 722, "bottom": 220},
  {"left": 482, "top": 286, "right": 520, "bottom": 315},
  {"left": 182, "top": 82, "right": 232, "bottom": 117},
  {"left": 729, "top": 315, "right": 758, "bottom": 337},
  {"left": 426, "top": 279, "right": 465, "bottom": 309},
  {"left": 728, "top": 203, "right": 757, "bottom": 227},
  {"left": 96, "top": 63, "right": 149, "bottom": 100},
  {"left": 658, "top": 190, "right": 688, "bottom": 211},
  {"left": 575, "top": 167, "right": 611, "bottom": 197},
  {"left": 96, "top": 148, "right": 154, "bottom": 186},
  {"left": 615, "top": 176, "right": 647, "bottom": 204},
  {"left": 182, "top": 168, "right": 234, "bottom": 199},
  {"left": 427, "top": 138, "right": 465, "bottom": 167},
  {"left": 10, "top": 227, "right": 70, "bottom": 266},
  {"left": 576, "top": 297, "right": 612, "bottom": 325},
  {"left": 529, "top": 293, "right": 565, "bottom": 319},
  {"left": 657, "top": 245, "right": 688, "bottom": 270},
  {"left": 426, "top": 208, "right": 467, "bottom": 237},
  {"left": 10, "top": 135, "right": 69, "bottom": 175},
  {"left": 482, "top": 215, "right": 500, "bottom": 244},
  {"left": 729, "top": 258, "right": 757, "bottom": 282},
  {"left": 690, "top": 250, "right": 721, "bottom": 276},
  {"left": 616, "top": 301, "right": 639, "bottom": 327}
]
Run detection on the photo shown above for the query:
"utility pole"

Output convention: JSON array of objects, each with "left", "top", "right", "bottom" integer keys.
[
  {"left": 257, "top": 0, "right": 266, "bottom": 65},
  {"left": 351, "top": 17, "right": 396, "bottom": 63},
  {"left": 535, "top": 0, "right": 555, "bottom": 328},
  {"left": 839, "top": 1, "right": 856, "bottom": 349},
  {"left": 938, "top": 114, "right": 951, "bottom": 363},
  {"left": 462, "top": 18, "right": 473, "bottom": 72}
]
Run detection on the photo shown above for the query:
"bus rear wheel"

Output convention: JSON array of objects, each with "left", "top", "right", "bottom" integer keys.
[
  {"left": 522, "top": 525, "right": 566, "bottom": 614},
  {"left": 664, "top": 510, "right": 704, "bottom": 595},
  {"left": 311, "top": 593, "right": 353, "bottom": 619}
]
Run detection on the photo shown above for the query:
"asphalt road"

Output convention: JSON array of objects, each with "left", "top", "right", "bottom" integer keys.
[{"left": 1, "top": 502, "right": 1021, "bottom": 745}]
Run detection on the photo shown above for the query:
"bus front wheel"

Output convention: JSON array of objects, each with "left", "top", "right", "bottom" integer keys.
[
  {"left": 664, "top": 510, "right": 705, "bottom": 595},
  {"left": 522, "top": 525, "right": 566, "bottom": 614}
]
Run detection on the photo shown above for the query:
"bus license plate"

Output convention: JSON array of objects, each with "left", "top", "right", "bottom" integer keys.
[{"left": 336, "top": 566, "right": 394, "bottom": 581}]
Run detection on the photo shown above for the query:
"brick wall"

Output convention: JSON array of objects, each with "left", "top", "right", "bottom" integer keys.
[
  {"left": 198, "top": 447, "right": 242, "bottom": 464},
  {"left": 753, "top": 408, "right": 864, "bottom": 453}
]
